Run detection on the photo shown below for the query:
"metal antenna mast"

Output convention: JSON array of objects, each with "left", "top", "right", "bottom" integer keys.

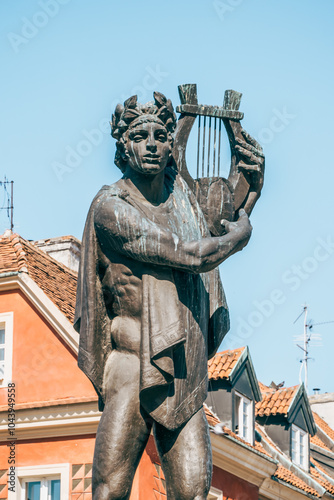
[
  {"left": 294, "top": 305, "right": 334, "bottom": 394},
  {"left": 0, "top": 177, "right": 14, "bottom": 231},
  {"left": 294, "top": 306, "right": 310, "bottom": 392}
]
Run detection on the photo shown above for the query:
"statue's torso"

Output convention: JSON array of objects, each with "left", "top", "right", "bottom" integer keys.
[{"left": 97, "top": 172, "right": 209, "bottom": 356}]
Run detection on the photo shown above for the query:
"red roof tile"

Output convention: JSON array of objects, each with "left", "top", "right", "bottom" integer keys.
[
  {"left": 0, "top": 233, "right": 77, "bottom": 322},
  {"left": 208, "top": 347, "right": 245, "bottom": 380},
  {"left": 313, "top": 411, "right": 334, "bottom": 443},
  {"left": 310, "top": 434, "right": 332, "bottom": 452},
  {"left": 256, "top": 383, "right": 299, "bottom": 417},
  {"left": 204, "top": 405, "right": 220, "bottom": 427},
  {"left": 310, "top": 459, "right": 334, "bottom": 496},
  {"left": 274, "top": 465, "right": 321, "bottom": 497},
  {"left": 0, "top": 233, "right": 27, "bottom": 272}
]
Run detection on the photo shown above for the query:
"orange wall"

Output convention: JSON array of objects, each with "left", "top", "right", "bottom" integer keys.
[
  {"left": 0, "top": 434, "right": 95, "bottom": 467},
  {"left": 134, "top": 436, "right": 164, "bottom": 499},
  {"left": 0, "top": 289, "right": 96, "bottom": 406}
]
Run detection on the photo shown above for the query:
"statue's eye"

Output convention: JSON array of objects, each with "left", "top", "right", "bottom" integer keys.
[
  {"left": 156, "top": 133, "right": 167, "bottom": 142},
  {"left": 131, "top": 132, "right": 147, "bottom": 142}
]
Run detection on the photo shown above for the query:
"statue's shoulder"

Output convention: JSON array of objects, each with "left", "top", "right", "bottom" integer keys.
[{"left": 90, "top": 179, "right": 129, "bottom": 208}]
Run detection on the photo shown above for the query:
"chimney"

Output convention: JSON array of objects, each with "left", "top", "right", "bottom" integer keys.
[{"left": 33, "top": 236, "right": 81, "bottom": 273}]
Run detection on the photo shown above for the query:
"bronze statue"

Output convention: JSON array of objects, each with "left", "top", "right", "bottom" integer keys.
[{"left": 74, "top": 84, "right": 264, "bottom": 499}]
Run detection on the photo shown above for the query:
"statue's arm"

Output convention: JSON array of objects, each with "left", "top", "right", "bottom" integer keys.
[{"left": 94, "top": 198, "right": 252, "bottom": 274}]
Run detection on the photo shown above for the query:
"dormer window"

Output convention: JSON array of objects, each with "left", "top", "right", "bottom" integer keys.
[
  {"left": 235, "top": 392, "right": 253, "bottom": 444},
  {"left": 291, "top": 424, "right": 309, "bottom": 469}
]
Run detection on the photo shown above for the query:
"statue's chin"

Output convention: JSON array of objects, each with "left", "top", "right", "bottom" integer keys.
[{"left": 129, "top": 162, "right": 166, "bottom": 176}]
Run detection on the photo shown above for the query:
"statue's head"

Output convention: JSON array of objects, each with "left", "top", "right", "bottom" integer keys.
[{"left": 111, "top": 92, "right": 177, "bottom": 174}]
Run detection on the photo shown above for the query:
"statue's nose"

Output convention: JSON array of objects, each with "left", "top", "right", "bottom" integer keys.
[{"left": 147, "top": 133, "right": 157, "bottom": 151}]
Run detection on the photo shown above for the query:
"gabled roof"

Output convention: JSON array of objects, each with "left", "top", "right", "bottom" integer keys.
[
  {"left": 208, "top": 346, "right": 261, "bottom": 401},
  {"left": 208, "top": 347, "right": 244, "bottom": 380},
  {"left": 0, "top": 232, "right": 77, "bottom": 322},
  {"left": 256, "top": 382, "right": 316, "bottom": 436},
  {"left": 256, "top": 382, "right": 299, "bottom": 417}
]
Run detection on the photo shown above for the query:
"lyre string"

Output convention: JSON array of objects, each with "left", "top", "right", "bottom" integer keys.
[
  {"left": 207, "top": 117, "right": 211, "bottom": 177},
  {"left": 218, "top": 118, "right": 222, "bottom": 177},
  {"left": 213, "top": 117, "right": 217, "bottom": 177},
  {"left": 202, "top": 116, "right": 206, "bottom": 177},
  {"left": 196, "top": 115, "right": 201, "bottom": 179},
  {"left": 195, "top": 115, "right": 223, "bottom": 179}
]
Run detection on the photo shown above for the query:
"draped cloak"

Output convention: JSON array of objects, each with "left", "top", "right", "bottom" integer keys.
[{"left": 74, "top": 167, "right": 230, "bottom": 430}]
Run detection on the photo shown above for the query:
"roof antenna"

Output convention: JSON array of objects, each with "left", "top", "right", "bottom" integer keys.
[
  {"left": 0, "top": 177, "right": 14, "bottom": 232},
  {"left": 293, "top": 305, "right": 334, "bottom": 394}
]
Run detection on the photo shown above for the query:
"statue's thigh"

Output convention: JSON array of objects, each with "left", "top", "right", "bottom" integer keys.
[
  {"left": 92, "top": 352, "right": 151, "bottom": 497},
  {"left": 154, "top": 408, "right": 212, "bottom": 500}
]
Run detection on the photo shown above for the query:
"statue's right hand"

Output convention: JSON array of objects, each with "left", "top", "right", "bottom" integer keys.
[{"left": 221, "top": 209, "right": 252, "bottom": 248}]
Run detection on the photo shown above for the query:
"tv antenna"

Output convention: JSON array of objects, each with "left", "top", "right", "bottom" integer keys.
[
  {"left": 293, "top": 305, "right": 334, "bottom": 394},
  {"left": 0, "top": 177, "right": 14, "bottom": 232}
]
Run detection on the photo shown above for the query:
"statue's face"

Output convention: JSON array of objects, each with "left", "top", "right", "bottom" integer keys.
[{"left": 125, "top": 119, "right": 171, "bottom": 175}]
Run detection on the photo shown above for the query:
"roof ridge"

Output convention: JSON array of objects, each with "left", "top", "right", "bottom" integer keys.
[
  {"left": 8, "top": 232, "right": 28, "bottom": 272},
  {"left": 33, "top": 234, "right": 81, "bottom": 244},
  {"left": 219, "top": 346, "right": 246, "bottom": 355},
  {"left": 260, "top": 382, "right": 300, "bottom": 394}
]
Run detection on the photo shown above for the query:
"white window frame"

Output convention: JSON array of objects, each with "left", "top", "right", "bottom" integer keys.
[
  {"left": 22, "top": 478, "right": 60, "bottom": 500},
  {"left": 8, "top": 463, "right": 70, "bottom": 500},
  {"left": 234, "top": 391, "right": 253, "bottom": 444},
  {"left": 208, "top": 486, "right": 223, "bottom": 499},
  {"left": 0, "top": 312, "right": 13, "bottom": 387},
  {"left": 291, "top": 424, "right": 309, "bottom": 470}
]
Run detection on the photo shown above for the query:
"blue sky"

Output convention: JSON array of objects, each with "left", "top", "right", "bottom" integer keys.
[{"left": 1, "top": 0, "right": 334, "bottom": 394}]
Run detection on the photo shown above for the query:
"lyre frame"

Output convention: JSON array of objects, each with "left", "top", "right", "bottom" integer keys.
[{"left": 172, "top": 84, "right": 251, "bottom": 220}]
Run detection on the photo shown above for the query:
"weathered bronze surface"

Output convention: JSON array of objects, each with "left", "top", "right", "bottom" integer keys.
[{"left": 74, "top": 84, "right": 264, "bottom": 499}]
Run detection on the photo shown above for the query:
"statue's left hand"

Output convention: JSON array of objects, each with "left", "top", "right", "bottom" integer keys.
[{"left": 235, "top": 129, "right": 265, "bottom": 194}]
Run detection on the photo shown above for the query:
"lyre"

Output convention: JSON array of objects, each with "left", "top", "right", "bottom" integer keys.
[{"left": 173, "top": 84, "right": 252, "bottom": 234}]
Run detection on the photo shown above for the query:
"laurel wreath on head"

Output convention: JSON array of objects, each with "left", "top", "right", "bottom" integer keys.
[
  {"left": 111, "top": 91, "right": 177, "bottom": 140},
  {"left": 110, "top": 92, "right": 177, "bottom": 172}
]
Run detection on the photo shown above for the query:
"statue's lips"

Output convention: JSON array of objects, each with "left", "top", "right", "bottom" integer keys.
[{"left": 143, "top": 155, "right": 160, "bottom": 164}]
